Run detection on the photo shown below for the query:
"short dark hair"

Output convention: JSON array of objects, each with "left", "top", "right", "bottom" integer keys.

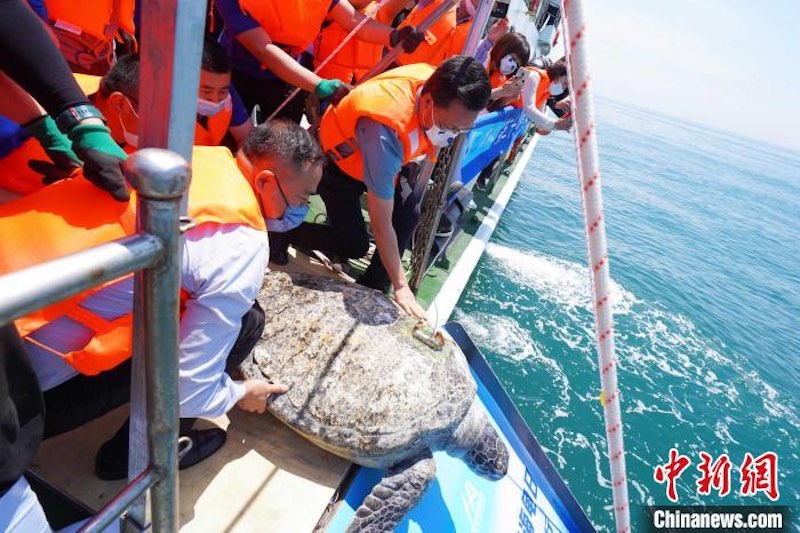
[
  {"left": 422, "top": 56, "right": 491, "bottom": 112},
  {"left": 242, "top": 120, "right": 326, "bottom": 171},
  {"left": 546, "top": 59, "right": 568, "bottom": 80},
  {"left": 201, "top": 38, "right": 230, "bottom": 74},
  {"left": 489, "top": 32, "right": 531, "bottom": 71},
  {"left": 99, "top": 54, "right": 139, "bottom": 99}
]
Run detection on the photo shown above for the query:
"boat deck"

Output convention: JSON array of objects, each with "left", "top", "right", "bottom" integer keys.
[{"left": 23, "top": 133, "right": 551, "bottom": 532}]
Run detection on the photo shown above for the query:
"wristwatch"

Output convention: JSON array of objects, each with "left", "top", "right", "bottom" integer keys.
[{"left": 55, "top": 104, "right": 106, "bottom": 134}]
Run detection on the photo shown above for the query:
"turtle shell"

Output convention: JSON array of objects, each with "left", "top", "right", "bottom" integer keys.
[{"left": 242, "top": 272, "right": 476, "bottom": 467}]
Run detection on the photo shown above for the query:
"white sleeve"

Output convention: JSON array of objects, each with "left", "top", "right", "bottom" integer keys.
[
  {"left": 177, "top": 223, "right": 269, "bottom": 419},
  {"left": 520, "top": 72, "right": 556, "bottom": 131}
]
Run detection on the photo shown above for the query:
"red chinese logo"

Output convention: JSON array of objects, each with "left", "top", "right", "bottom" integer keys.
[
  {"left": 654, "top": 449, "right": 781, "bottom": 503},
  {"left": 654, "top": 448, "right": 691, "bottom": 502},
  {"left": 739, "top": 451, "right": 779, "bottom": 501},
  {"left": 696, "top": 452, "right": 732, "bottom": 497}
]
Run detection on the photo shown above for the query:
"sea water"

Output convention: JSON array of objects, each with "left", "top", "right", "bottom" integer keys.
[{"left": 454, "top": 99, "right": 800, "bottom": 531}]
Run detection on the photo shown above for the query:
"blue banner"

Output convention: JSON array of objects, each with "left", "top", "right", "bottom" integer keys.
[{"left": 460, "top": 107, "right": 529, "bottom": 186}]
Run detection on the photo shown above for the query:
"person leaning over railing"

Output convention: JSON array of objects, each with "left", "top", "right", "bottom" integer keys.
[
  {"left": 0, "top": 118, "right": 324, "bottom": 479},
  {"left": 303, "top": 56, "right": 491, "bottom": 321},
  {"left": 215, "top": 0, "right": 425, "bottom": 123},
  {"left": 313, "top": 0, "right": 414, "bottom": 85},
  {"left": 486, "top": 32, "right": 572, "bottom": 134}
]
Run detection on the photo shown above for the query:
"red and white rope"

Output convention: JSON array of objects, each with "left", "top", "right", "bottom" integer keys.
[{"left": 562, "top": 1, "right": 631, "bottom": 532}]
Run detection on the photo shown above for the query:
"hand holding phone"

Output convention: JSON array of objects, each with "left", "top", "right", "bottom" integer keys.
[{"left": 490, "top": 1, "right": 510, "bottom": 19}]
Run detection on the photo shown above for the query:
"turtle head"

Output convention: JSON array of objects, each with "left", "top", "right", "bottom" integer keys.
[{"left": 448, "top": 401, "right": 509, "bottom": 480}]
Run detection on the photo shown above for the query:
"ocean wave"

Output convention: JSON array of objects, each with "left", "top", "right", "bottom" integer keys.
[
  {"left": 458, "top": 242, "right": 800, "bottom": 516},
  {"left": 454, "top": 310, "right": 571, "bottom": 408},
  {"left": 485, "top": 243, "right": 638, "bottom": 315}
]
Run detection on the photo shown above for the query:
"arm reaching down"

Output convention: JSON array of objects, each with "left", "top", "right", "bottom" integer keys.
[{"left": 177, "top": 224, "right": 269, "bottom": 419}]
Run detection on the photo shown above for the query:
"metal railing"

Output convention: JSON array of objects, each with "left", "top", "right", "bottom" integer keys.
[
  {"left": 408, "top": 0, "right": 495, "bottom": 290},
  {"left": 0, "top": 149, "right": 190, "bottom": 532}
]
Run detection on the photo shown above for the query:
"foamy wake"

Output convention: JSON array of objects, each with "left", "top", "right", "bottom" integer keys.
[
  {"left": 454, "top": 310, "right": 571, "bottom": 408},
  {"left": 485, "top": 243, "right": 638, "bottom": 315},
  {"left": 457, "top": 243, "right": 800, "bottom": 509},
  {"left": 481, "top": 243, "right": 799, "bottom": 431}
]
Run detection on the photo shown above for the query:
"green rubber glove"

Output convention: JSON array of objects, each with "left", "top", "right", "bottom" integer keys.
[
  {"left": 314, "top": 79, "right": 349, "bottom": 101},
  {"left": 68, "top": 123, "right": 130, "bottom": 201},
  {"left": 25, "top": 115, "right": 83, "bottom": 181}
]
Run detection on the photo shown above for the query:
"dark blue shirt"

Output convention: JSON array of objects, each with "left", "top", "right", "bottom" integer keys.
[
  {"left": 216, "top": 0, "right": 339, "bottom": 80},
  {"left": 229, "top": 87, "right": 249, "bottom": 127}
]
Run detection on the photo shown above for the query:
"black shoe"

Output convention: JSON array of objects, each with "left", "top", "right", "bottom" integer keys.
[
  {"left": 95, "top": 426, "right": 228, "bottom": 480},
  {"left": 270, "top": 248, "right": 289, "bottom": 265},
  {"left": 178, "top": 428, "right": 227, "bottom": 470}
]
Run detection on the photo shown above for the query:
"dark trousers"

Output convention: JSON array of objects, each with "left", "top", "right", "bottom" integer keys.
[
  {"left": 42, "top": 301, "right": 265, "bottom": 439},
  {"left": 316, "top": 163, "right": 424, "bottom": 290},
  {"left": 268, "top": 221, "right": 339, "bottom": 260},
  {"left": 232, "top": 53, "right": 314, "bottom": 124},
  {"left": 0, "top": 325, "right": 44, "bottom": 496}
]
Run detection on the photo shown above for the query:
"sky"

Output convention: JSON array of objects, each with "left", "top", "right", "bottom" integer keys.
[{"left": 569, "top": 0, "right": 800, "bottom": 151}]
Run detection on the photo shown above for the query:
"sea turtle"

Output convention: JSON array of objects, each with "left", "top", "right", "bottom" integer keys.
[{"left": 239, "top": 271, "right": 509, "bottom": 532}]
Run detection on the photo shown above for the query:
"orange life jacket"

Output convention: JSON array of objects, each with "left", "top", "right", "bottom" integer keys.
[
  {"left": 314, "top": 1, "right": 391, "bottom": 84},
  {"left": 238, "top": 0, "right": 331, "bottom": 52},
  {"left": 44, "top": 0, "right": 135, "bottom": 42},
  {"left": 527, "top": 66, "right": 552, "bottom": 109},
  {"left": 0, "top": 138, "right": 50, "bottom": 195},
  {"left": 74, "top": 73, "right": 102, "bottom": 96},
  {"left": 0, "top": 146, "right": 265, "bottom": 375},
  {"left": 193, "top": 106, "right": 234, "bottom": 147},
  {"left": 491, "top": 66, "right": 552, "bottom": 110},
  {"left": 445, "top": 19, "right": 471, "bottom": 59},
  {"left": 396, "top": 0, "right": 458, "bottom": 66},
  {"left": 319, "top": 63, "right": 436, "bottom": 181},
  {"left": 0, "top": 74, "right": 102, "bottom": 196}
]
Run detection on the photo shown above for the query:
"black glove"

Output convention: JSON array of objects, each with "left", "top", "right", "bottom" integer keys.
[
  {"left": 69, "top": 123, "right": 130, "bottom": 202},
  {"left": 329, "top": 83, "right": 352, "bottom": 106},
  {"left": 29, "top": 158, "right": 81, "bottom": 184},
  {"left": 24, "top": 115, "right": 83, "bottom": 183},
  {"left": 390, "top": 26, "right": 426, "bottom": 54}
]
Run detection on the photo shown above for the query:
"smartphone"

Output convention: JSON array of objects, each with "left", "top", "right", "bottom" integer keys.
[{"left": 490, "top": 1, "right": 510, "bottom": 19}]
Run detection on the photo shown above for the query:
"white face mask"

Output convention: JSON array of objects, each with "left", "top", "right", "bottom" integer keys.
[
  {"left": 549, "top": 80, "right": 565, "bottom": 96},
  {"left": 196, "top": 94, "right": 232, "bottom": 117},
  {"left": 499, "top": 54, "right": 519, "bottom": 76},
  {"left": 424, "top": 103, "right": 459, "bottom": 147},
  {"left": 119, "top": 96, "right": 139, "bottom": 148}
]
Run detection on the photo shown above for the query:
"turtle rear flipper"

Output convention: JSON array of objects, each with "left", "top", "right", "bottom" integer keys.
[{"left": 346, "top": 451, "right": 436, "bottom": 533}]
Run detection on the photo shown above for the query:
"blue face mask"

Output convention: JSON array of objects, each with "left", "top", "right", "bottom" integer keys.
[{"left": 265, "top": 204, "right": 309, "bottom": 233}]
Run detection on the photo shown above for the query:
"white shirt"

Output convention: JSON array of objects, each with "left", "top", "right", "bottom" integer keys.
[
  {"left": 26, "top": 222, "right": 269, "bottom": 419},
  {"left": 519, "top": 69, "right": 557, "bottom": 131}
]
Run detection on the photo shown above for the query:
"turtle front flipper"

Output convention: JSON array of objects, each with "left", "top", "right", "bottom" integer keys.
[{"left": 346, "top": 451, "right": 436, "bottom": 533}]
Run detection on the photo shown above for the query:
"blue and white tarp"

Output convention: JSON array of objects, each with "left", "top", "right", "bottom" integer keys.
[{"left": 459, "top": 107, "right": 529, "bottom": 187}]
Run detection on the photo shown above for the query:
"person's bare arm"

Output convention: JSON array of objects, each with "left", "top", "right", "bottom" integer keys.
[
  {"left": 236, "top": 27, "right": 321, "bottom": 91},
  {"left": 229, "top": 120, "right": 253, "bottom": 147},
  {"left": 329, "top": 0, "right": 394, "bottom": 46},
  {"left": 366, "top": 193, "right": 427, "bottom": 320},
  {"left": 0, "top": 71, "right": 45, "bottom": 124}
]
